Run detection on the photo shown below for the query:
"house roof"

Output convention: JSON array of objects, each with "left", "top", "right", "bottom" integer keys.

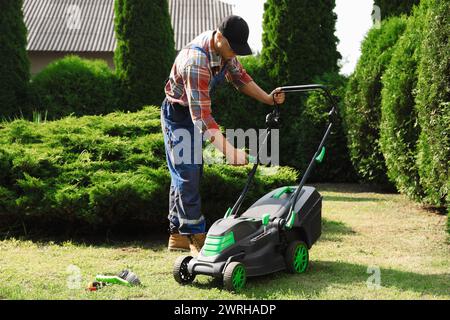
[
  {"left": 23, "top": 0, "right": 234, "bottom": 52},
  {"left": 169, "top": 0, "right": 233, "bottom": 51}
]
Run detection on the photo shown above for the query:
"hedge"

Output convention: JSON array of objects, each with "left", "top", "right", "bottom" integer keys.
[
  {"left": 0, "top": 106, "right": 297, "bottom": 235},
  {"left": 30, "top": 56, "right": 121, "bottom": 120},
  {"left": 380, "top": 1, "right": 430, "bottom": 201},
  {"left": 343, "top": 17, "right": 407, "bottom": 185},
  {"left": 414, "top": 0, "right": 450, "bottom": 208},
  {"left": 0, "top": 0, "right": 30, "bottom": 119}
]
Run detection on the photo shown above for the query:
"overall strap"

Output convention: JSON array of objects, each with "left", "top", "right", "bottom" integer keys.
[
  {"left": 187, "top": 46, "right": 211, "bottom": 64},
  {"left": 187, "top": 46, "right": 228, "bottom": 89}
]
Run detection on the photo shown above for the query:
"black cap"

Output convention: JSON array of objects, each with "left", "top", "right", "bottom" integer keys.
[{"left": 218, "top": 15, "right": 252, "bottom": 56}]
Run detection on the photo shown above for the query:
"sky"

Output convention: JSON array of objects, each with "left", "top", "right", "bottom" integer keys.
[{"left": 221, "top": 0, "right": 375, "bottom": 75}]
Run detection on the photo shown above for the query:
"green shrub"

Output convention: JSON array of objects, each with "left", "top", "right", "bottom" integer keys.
[
  {"left": 0, "top": 106, "right": 297, "bottom": 235},
  {"left": 380, "top": 1, "right": 430, "bottom": 201},
  {"left": 30, "top": 56, "right": 121, "bottom": 119},
  {"left": 114, "top": 0, "right": 175, "bottom": 109},
  {"left": 0, "top": 0, "right": 30, "bottom": 119},
  {"left": 343, "top": 17, "right": 407, "bottom": 185},
  {"left": 415, "top": 0, "right": 450, "bottom": 208}
]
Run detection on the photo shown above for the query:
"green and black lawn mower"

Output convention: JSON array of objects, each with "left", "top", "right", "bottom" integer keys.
[{"left": 173, "top": 84, "right": 339, "bottom": 291}]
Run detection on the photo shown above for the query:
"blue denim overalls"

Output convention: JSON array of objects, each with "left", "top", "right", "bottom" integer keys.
[{"left": 161, "top": 46, "right": 227, "bottom": 235}]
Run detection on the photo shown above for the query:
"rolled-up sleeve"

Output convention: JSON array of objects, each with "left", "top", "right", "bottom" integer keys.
[
  {"left": 183, "top": 64, "right": 220, "bottom": 133},
  {"left": 225, "top": 57, "right": 253, "bottom": 89}
]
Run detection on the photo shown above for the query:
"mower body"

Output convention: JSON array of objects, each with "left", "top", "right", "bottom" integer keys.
[{"left": 187, "top": 186, "right": 322, "bottom": 278}]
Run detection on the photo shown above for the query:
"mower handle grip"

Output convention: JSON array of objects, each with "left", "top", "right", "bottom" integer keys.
[{"left": 278, "top": 84, "right": 337, "bottom": 106}]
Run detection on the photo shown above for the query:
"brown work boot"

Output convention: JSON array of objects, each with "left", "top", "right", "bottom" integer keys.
[
  {"left": 188, "top": 233, "right": 206, "bottom": 256},
  {"left": 168, "top": 233, "right": 190, "bottom": 252}
]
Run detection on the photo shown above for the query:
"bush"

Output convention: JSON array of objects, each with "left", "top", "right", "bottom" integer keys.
[
  {"left": 380, "top": 1, "right": 430, "bottom": 201},
  {"left": 114, "top": 0, "right": 175, "bottom": 109},
  {"left": 0, "top": 0, "right": 30, "bottom": 119},
  {"left": 0, "top": 106, "right": 297, "bottom": 235},
  {"left": 414, "top": 0, "right": 450, "bottom": 208},
  {"left": 342, "top": 17, "right": 407, "bottom": 185},
  {"left": 292, "top": 73, "right": 357, "bottom": 182},
  {"left": 30, "top": 56, "right": 121, "bottom": 120}
]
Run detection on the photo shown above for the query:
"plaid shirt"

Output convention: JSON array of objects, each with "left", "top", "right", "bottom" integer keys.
[{"left": 164, "top": 31, "right": 253, "bottom": 132}]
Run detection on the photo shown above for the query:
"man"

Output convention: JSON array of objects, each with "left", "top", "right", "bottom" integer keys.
[{"left": 162, "top": 15, "right": 285, "bottom": 256}]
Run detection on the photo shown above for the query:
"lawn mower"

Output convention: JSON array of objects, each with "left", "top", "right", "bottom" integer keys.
[{"left": 173, "top": 84, "right": 338, "bottom": 291}]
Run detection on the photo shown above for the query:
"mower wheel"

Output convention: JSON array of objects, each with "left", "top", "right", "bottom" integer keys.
[
  {"left": 223, "top": 262, "right": 246, "bottom": 292},
  {"left": 173, "top": 255, "right": 195, "bottom": 285},
  {"left": 285, "top": 240, "right": 309, "bottom": 274}
]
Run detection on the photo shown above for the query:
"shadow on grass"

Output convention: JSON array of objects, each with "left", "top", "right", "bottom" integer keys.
[
  {"left": 0, "top": 232, "right": 169, "bottom": 251},
  {"left": 224, "top": 260, "right": 449, "bottom": 299},
  {"left": 320, "top": 218, "right": 356, "bottom": 242},
  {"left": 313, "top": 183, "right": 398, "bottom": 195},
  {"left": 322, "top": 195, "right": 383, "bottom": 202},
  {"left": 1, "top": 216, "right": 356, "bottom": 249}
]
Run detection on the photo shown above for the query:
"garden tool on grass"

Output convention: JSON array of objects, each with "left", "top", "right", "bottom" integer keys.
[{"left": 87, "top": 269, "right": 141, "bottom": 291}]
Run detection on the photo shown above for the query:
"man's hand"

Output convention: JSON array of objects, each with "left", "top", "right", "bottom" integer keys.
[
  {"left": 269, "top": 87, "right": 285, "bottom": 105},
  {"left": 205, "top": 129, "right": 249, "bottom": 166},
  {"left": 227, "top": 148, "right": 248, "bottom": 166}
]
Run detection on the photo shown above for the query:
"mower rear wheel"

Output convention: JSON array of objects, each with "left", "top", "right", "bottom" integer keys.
[
  {"left": 223, "top": 262, "right": 246, "bottom": 292},
  {"left": 285, "top": 241, "right": 309, "bottom": 274},
  {"left": 173, "top": 255, "right": 195, "bottom": 285}
]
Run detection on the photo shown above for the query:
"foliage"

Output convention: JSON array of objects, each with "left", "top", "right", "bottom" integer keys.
[
  {"left": 114, "top": 0, "right": 175, "bottom": 109},
  {"left": 30, "top": 56, "right": 121, "bottom": 119},
  {"left": 342, "top": 17, "right": 407, "bottom": 185}
]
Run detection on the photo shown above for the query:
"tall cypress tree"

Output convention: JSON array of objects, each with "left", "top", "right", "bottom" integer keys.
[
  {"left": 0, "top": 0, "right": 30, "bottom": 118},
  {"left": 415, "top": 0, "right": 449, "bottom": 208},
  {"left": 114, "top": 0, "right": 175, "bottom": 109},
  {"left": 374, "top": 0, "right": 420, "bottom": 19},
  {"left": 261, "top": 0, "right": 341, "bottom": 86},
  {"left": 261, "top": 0, "right": 341, "bottom": 169},
  {"left": 343, "top": 17, "right": 407, "bottom": 185}
]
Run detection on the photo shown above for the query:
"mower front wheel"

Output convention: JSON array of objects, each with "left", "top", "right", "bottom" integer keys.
[
  {"left": 223, "top": 262, "right": 246, "bottom": 292},
  {"left": 285, "top": 240, "right": 309, "bottom": 274},
  {"left": 173, "top": 255, "right": 196, "bottom": 285}
]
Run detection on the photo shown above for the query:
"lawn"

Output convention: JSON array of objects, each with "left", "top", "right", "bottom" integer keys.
[{"left": 0, "top": 184, "right": 448, "bottom": 300}]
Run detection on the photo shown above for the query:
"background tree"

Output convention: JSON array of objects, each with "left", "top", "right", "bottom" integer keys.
[
  {"left": 261, "top": 0, "right": 341, "bottom": 170},
  {"left": 0, "top": 0, "right": 30, "bottom": 119},
  {"left": 414, "top": 0, "right": 450, "bottom": 208},
  {"left": 342, "top": 17, "right": 407, "bottom": 185},
  {"left": 379, "top": 0, "right": 431, "bottom": 200},
  {"left": 114, "top": 0, "right": 175, "bottom": 109}
]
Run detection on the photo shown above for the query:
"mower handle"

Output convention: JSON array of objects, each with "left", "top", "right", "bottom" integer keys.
[
  {"left": 277, "top": 84, "right": 338, "bottom": 228},
  {"left": 278, "top": 84, "right": 337, "bottom": 109},
  {"left": 230, "top": 84, "right": 338, "bottom": 219}
]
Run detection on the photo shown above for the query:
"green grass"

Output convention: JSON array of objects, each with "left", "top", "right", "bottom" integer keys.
[{"left": 0, "top": 184, "right": 448, "bottom": 300}]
